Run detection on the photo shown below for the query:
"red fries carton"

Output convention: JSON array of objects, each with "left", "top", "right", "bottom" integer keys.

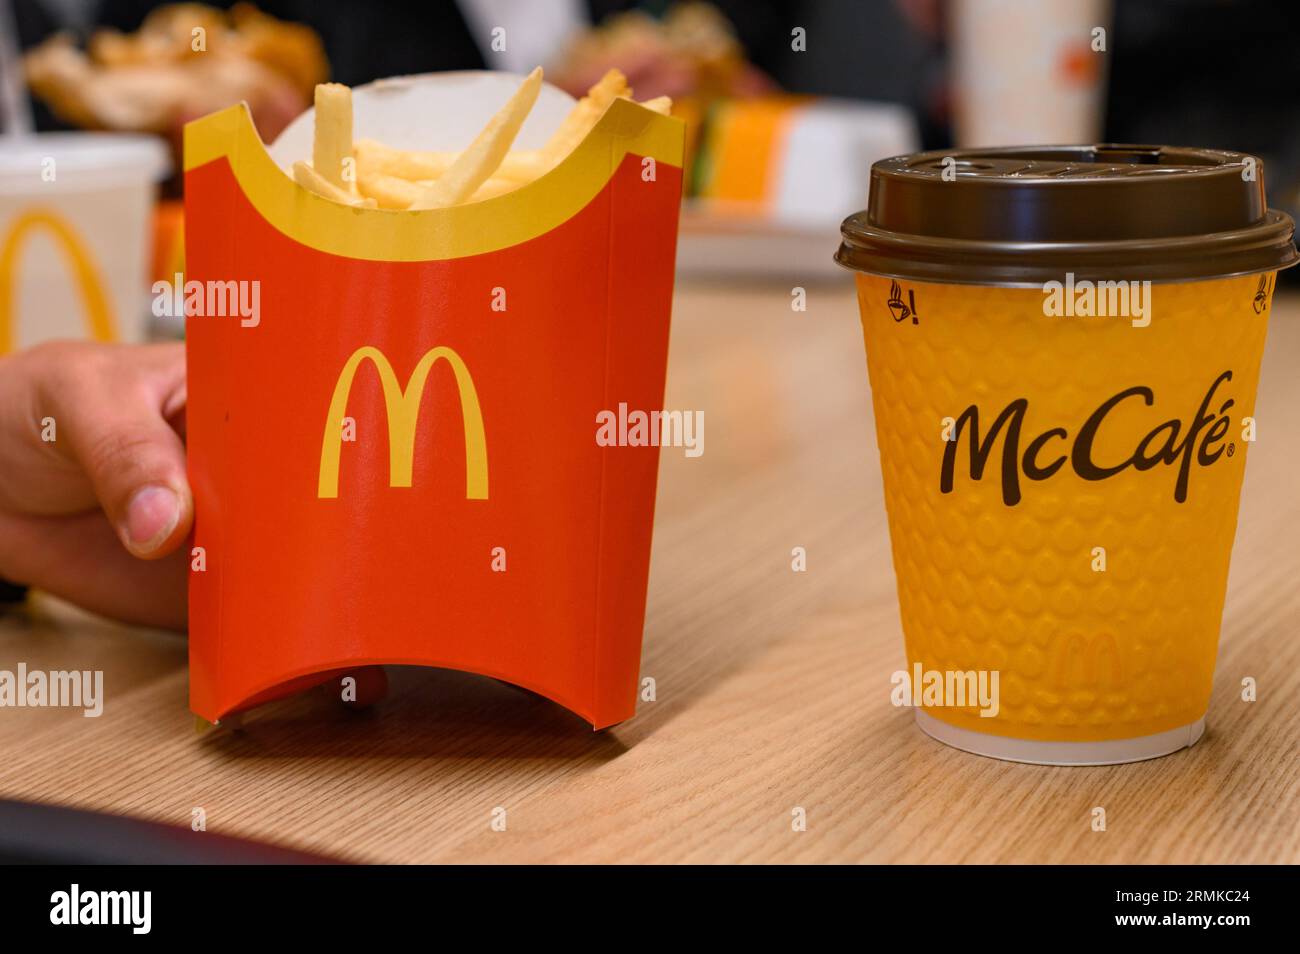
[{"left": 183, "top": 72, "right": 684, "bottom": 727}]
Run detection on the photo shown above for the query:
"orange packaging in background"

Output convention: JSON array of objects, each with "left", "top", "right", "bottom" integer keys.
[{"left": 183, "top": 73, "right": 684, "bottom": 728}]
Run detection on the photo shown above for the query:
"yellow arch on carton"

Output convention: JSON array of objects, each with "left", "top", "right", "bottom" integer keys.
[
  {"left": 0, "top": 208, "right": 117, "bottom": 354},
  {"left": 184, "top": 99, "right": 684, "bottom": 263},
  {"left": 318, "top": 345, "right": 488, "bottom": 500}
]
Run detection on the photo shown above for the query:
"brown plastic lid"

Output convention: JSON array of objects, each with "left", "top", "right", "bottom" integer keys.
[{"left": 836, "top": 144, "right": 1299, "bottom": 286}]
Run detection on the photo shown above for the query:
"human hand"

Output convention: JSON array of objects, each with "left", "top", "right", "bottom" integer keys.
[{"left": 0, "top": 341, "right": 191, "bottom": 630}]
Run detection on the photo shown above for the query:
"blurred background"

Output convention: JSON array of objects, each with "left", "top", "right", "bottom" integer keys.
[{"left": 2, "top": 0, "right": 1300, "bottom": 346}]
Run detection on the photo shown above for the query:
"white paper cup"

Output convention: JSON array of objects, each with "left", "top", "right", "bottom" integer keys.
[
  {"left": 0, "top": 132, "right": 169, "bottom": 352},
  {"left": 952, "top": 0, "right": 1112, "bottom": 147}
]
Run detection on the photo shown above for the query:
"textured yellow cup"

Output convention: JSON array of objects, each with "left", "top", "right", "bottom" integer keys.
[{"left": 855, "top": 272, "right": 1274, "bottom": 762}]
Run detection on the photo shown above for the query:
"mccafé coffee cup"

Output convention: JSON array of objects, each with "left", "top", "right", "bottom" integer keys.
[{"left": 836, "top": 145, "right": 1298, "bottom": 765}]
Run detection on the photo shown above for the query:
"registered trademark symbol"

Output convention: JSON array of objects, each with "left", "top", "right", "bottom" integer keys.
[{"left": 1227, "top": 443, "right": 1236, "bottom": 457}]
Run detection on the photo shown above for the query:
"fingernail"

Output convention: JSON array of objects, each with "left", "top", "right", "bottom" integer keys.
[{"left": 122, "top": 485, "right": 181, "bottom": 554}]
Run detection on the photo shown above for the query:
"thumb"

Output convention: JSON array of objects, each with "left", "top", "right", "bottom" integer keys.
[
  {"left": 72, "top": 415, "right": 191, "bottom": 559},
  {"left": 46, "top": 349, "right": 192, "bottom": 558}
]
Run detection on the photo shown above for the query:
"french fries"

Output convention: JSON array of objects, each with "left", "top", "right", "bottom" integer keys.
[
  {"left": 312, "top": 83, "right": 355, "bottom": 192},
  {"left": 355, "top": 140, "right": 448, "bottom": 182},
  {"left": 298, "top": 67, "right": 672, "bottom": 211},
  {"left": 293, "top": 161, "right": 376, "bottom": 208},
  {"left": 355, "top": 141, "right": 543, "bottom": 185},
  {"left": 355, "top": 166, "right": 425, "bottom": 209},
  {"left": 408, "top": 66, "right": 543, "bottom": 210},
  {"left": 536, "top": 68, "right": 630, "bottom": 172},
  {"left": 639, "top": 96, "right": 672, "bottom": 116}
]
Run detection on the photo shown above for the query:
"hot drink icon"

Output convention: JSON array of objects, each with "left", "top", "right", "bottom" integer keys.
[
  {"left": 887, "top": 279, "right": 919, "bottom": 324},
  {"left": 1252, "top": 273, "right": 1273, "bottom": 314}
]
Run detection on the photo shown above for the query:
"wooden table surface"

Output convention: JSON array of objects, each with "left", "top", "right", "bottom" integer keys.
[{"left": 2, "top": 279, "right": 1298, "bottom": 864}]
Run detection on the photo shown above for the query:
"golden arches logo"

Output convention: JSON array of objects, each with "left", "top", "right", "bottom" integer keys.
[
  {"left": 1049, "top": 631, "right": 1124, "bottom": 693},
  {"left": 0, "top": 208, "right": 118, "bottom": 354},
  {"left": 318, "top": 345, "right": 488, "bottom": 500}
]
